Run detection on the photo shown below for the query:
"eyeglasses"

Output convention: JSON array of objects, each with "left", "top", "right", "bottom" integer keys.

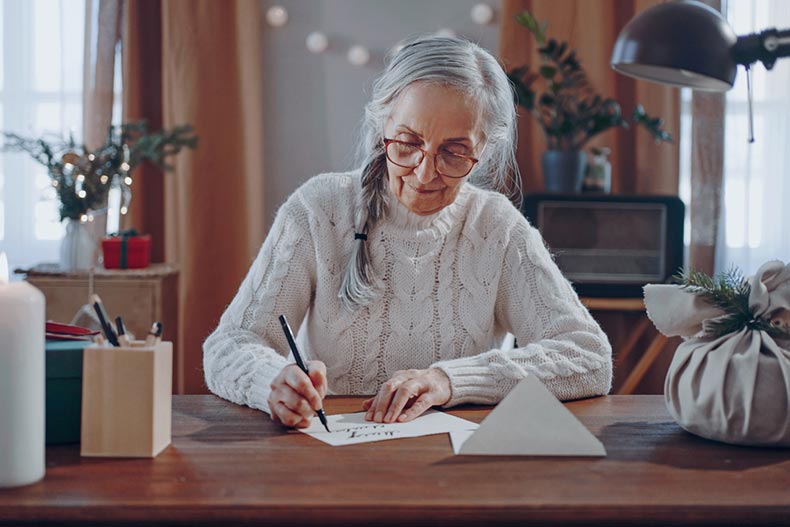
[{"left": 383, "top": 138, "right": 479, "bottom": 179}]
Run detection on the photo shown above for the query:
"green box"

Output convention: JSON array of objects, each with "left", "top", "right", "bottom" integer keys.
[{"left": 45, "top": 340, "right": 86, "bottom": 445}]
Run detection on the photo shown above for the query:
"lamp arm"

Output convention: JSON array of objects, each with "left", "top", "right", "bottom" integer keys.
[{"left": 734, "top": 28, "right": 790, "bottom": 70}]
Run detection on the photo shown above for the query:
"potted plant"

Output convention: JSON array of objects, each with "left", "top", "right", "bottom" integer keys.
[
  {"left": 507, "top": 10, "right": 673, "bottom": 192},
  {"left": 2, "top": 121, "right": 197, "bottom": 270}
]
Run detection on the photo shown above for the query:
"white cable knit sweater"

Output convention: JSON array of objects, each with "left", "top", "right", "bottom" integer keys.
[{"left": 203, "top": 171, "right": 612, "bottom": 414}]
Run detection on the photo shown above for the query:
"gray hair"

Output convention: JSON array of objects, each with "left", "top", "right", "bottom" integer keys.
[{"left": 339, "top": 35, "right": 520, "bottom": 310}]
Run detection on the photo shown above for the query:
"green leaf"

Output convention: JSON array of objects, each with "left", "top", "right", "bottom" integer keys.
[
  {"left": 539, "top": 65, "right": 557, "bottom": 79},
  {"left": 539, "top": 40, "right": 556, "bottom": 59},
  {"left": 515, "top": 11, "right": 546, "bottom": 44},
  {"left": 509, "top": 9, "right": 671, "bottom": 151},
  {"left": 555, "top": 42, "right": 568, "bottom": 61},
  {"left": 562, "top": 50, "right": 580, "bottom": 70},
  {"left": 508, "top": 77, "right": 535, "bottom": 109},
  {"left": 632, "top": 106, "right": 673, "bottom": 143}
]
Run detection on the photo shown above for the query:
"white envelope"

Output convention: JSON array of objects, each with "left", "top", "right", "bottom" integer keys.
[{"left": 454, "top": 374, "right": 606, "bottom": 456}]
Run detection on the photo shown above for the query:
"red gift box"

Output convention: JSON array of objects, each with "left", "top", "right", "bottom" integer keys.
[{"left": 102, "top": 232, "right": 151, "bottom": 269}]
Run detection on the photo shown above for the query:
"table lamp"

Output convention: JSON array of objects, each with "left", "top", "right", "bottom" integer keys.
[{"left": 610, "top": 0, "right": 790, "bottom": 91}]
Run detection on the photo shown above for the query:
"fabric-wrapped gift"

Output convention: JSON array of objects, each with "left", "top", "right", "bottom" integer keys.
[
  {"left": 102, "top": 229, "right": 151, "bottom": 269},
  {"left": 644, "top": 260, "right": 790, "bottom": 447}
]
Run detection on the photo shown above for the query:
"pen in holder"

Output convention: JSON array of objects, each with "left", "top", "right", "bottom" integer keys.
[{"left": 80, "top": 340, "right": 172, "bottom": 457}]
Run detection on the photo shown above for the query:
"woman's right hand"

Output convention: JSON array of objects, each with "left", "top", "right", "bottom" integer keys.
[{"left": 267, "top": 360, "right": 327, "bottom": 428}]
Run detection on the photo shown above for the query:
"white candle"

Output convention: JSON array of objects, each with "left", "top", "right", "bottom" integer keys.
[{"left": 0, "top": 252, "right": 45, "bottom": 487}]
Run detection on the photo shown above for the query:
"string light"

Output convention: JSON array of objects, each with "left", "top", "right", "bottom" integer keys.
[
  {"left": 52, "top": 180, "right": 59, "bottom": 187},
  {"left": 100, "top": 175, "right": 109, "bottom": 184},
  {"left": 120, "top": 162, "right": 130, "bottom": 172},
  {"left": 64, "top": 162, "right": 74, "bottom": 172},
  {"left": 120, "top": 206, "right": 128, "bottom": 215},
  {"left": 124, "top": 176, "right": 133, "bottom": 186},
  {"left": 80, "top": 214, "right": 88, "bottom": 223},
  {"left": 77, "top": 190, "right": 87, "bottom": 198},
  {"left": 471, "top": 3, "right": 495, "bottom": 25},
  {"left": 285, "top": 6, "right": 499, "bottom": 66},
  {"left": 76, "top": 174, "right": 85, "bottom": 183},
  {"left": 265, "top": 5, "right": 288, "bottom": 27},
  {"left": 306, "top": 31, "right": 329, "bottom": 54},
  {"left": 347, "top": 45, "right": 370, "bottom": 66},
  {"left": 88, "top": 154, "right": 95, "bottom": 161},
  {"left": 87, "top": 214, "right": 94, "bottom": 222}
]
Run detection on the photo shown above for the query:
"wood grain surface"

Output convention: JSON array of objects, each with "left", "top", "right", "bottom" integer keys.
[{"left": 1, "top": 395, "right": 788, "bottom": 526}]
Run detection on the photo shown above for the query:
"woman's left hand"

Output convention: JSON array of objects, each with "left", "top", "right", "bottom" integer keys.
[{"left": 362, "top": 368, "right": 452, "bottom": 423}]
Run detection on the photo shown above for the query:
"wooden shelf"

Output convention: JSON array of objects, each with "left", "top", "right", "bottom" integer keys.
[{"left": 581, "top": 296, "right": 645, "bottom": 311}]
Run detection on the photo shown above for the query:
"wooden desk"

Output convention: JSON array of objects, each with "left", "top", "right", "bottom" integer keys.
[{"left": 1, "top": 396, "right": 788, "bottom": 526}]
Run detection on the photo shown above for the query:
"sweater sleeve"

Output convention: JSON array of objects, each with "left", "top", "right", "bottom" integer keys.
[
  {"left": 202, "top": 197, "right": 316, "bottom": 414},
  {"left": 432, "top": 218, "right": 612, "bottom": 406}
]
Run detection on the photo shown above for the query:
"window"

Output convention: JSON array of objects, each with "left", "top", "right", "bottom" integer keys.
[
  {"left": 719, "top": 0, "right": 790, "bottom": 273},
  {"left": 679, "top": 0, "right": 790, "bottom": 275},
  {"left": 0, "top": 0, "right": 121, "bottom": 276}
]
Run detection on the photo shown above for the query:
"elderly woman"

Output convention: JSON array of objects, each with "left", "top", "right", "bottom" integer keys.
[{"left": 203, "top": 36, "right": 612, "bottom": 428}]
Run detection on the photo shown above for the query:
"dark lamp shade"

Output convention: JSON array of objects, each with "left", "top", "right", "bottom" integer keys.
[{"left": 611, "top": 0, "right": 738, "bottom": 91}]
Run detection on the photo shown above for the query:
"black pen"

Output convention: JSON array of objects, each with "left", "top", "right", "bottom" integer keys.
[
  {"left": 115, "top": 316, "right": 130, "bottom": 347},
  {"left": 278, "top": 314, "right": 330, "bottom": 432},
  {"left": 91, "top": 294, "right": 119, "bottom": 347},
  {"left": 144, "top": 321, "right": 162, "bottom": 347}
]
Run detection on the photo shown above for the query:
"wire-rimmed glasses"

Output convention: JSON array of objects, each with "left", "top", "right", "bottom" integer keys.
[{"left": 383, "top": 138, "right": 479, "bottom": 179}]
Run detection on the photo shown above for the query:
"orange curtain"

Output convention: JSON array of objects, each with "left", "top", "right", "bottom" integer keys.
[
  {"left": 499, "top": 0, "right": 680, "bottom": 195},
  {"left": 123, "top": 0, "right": 266, "bottom": 394},
  {"left": 123, "top": 0, "right": 165, "bottom": 263}
]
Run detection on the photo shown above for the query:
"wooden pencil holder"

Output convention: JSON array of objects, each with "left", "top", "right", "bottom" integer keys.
[{"left": 80, "top": 340, "right": 172, "bottom": 457}]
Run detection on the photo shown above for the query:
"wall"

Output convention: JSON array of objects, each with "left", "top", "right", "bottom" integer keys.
[
  {"left": 258, "top": 1, "right": 676, "bottom": 395},
  {"left": 260, "top": 0, "right": 500, "bottom": 228}
]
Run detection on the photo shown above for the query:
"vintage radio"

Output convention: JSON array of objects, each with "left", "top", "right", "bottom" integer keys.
[{"left": 521, "top": 194, "right": 685, "bottom": 297}]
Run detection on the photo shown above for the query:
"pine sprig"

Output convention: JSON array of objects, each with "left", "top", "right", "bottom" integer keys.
[
  {"left": 674, "top": 267, "right": 790, "bottom": 340},
  {"left": 2, "top": 121, "right": 197, "bottom": 221}
]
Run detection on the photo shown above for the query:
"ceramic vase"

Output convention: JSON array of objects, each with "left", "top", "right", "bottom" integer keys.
[
  {"left": 541, "top": 150, "right": 587, "bottom": 193},
  {"left": 59, "top": 212, "right": 106, "bottom": 271}
]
